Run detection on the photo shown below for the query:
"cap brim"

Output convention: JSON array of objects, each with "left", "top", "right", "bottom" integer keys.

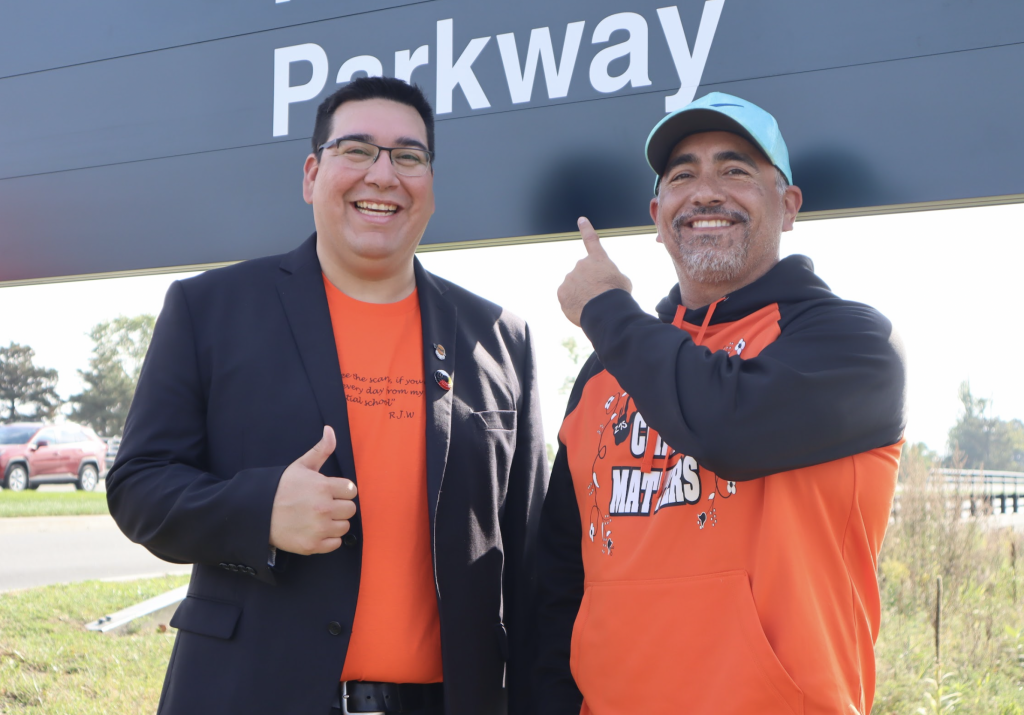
[{"left": 646, "top": 109, "right": 765, "bottom": 176}]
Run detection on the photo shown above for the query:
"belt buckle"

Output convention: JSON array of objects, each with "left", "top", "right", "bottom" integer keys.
[{"left": 340, "top": 682, "right": 385, "bottom": 715}]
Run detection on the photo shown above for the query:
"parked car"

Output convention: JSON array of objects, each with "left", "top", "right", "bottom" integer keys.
[
  {"left": 104, "top": 436, "right": 121, "bottom": 463},
  {"left": 0, "top": 422, "right": 107, "bottom": 492}
]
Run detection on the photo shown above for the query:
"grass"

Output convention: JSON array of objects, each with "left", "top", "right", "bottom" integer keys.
[
  {"left": 0, "top": 575, "right": 188, "bottom": 714},
  {"left": 0, "top": 491, "right": 109, "bottom": 518},
  {"left": 873, "top": 446, "right": 1024, "bottom": 714}
]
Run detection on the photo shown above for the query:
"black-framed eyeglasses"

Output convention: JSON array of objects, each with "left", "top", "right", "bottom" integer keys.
[{"left": 316, "top": 138, "right": 433, "bottom": 177}]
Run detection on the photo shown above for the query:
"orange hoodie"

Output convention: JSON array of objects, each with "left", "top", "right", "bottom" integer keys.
[{"left": 537, "top": 256, "right": 906, "bottom": 715}]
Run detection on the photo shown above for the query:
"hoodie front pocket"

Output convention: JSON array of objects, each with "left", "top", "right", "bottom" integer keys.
[{"left": 571, "top": 571, "right": 803, "bottom": 715}]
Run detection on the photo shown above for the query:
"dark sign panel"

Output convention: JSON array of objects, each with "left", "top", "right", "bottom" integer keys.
[{"left": 1, "top": 0, "right": 1022, "bottom": 283}]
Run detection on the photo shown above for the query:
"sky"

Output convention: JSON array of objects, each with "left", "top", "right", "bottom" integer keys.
[{"left": 1, "top": 202, "right": 1022, "bottom": 453}]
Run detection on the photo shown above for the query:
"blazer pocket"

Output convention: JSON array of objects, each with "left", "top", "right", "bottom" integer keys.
[
  {"left": 170, "top": 594, "right": 242, "bottom": 640},
  {"left": 472, "top": 410, "right": 516, "bottom": 431}
]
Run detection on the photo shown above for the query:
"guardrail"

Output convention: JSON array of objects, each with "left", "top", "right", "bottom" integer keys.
[
  {"left": 931, "top": 469, "right": 1024, "bottom": 516},
  {"left": 86, "top": 584, "right": 187, "bottom": 635},
  {"left": 893, "top": 469, "right": 1024, "bottom": 519}
]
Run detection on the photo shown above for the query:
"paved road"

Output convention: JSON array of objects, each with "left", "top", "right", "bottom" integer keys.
[
  {"left": 3, "top": 483, "right": 1018, "bottom": 595},
  {"left": 0, "top": 511, "right": 190, "bottom": 592}
]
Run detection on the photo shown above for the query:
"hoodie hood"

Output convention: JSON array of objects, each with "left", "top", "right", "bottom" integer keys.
[{"left": 655, "top": 255, "right": 836, "bottom": 325}]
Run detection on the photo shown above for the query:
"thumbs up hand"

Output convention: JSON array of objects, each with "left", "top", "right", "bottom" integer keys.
[
  {"left": 269, "top": 426, "right": 358, "bottom": 555},
  {"left": 557, "top": 217, "right": 633, "bottom": 327}
]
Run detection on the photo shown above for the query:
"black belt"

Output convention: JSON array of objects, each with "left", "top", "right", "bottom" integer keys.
[{"left": 336, "top": 681, "right": 444, "bottom": 714}]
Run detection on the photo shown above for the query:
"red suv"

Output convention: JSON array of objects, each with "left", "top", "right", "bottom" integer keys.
[{"left": 0, "top": 422, "right": 107, "bottom": 492}]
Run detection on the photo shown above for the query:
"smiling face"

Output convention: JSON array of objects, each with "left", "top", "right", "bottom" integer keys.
[
  {"left": 303, "top": 98, "right": 435, "bottom": 283},
  {"left": 650, "top": 131, "right": 802, "bottom": 303}
]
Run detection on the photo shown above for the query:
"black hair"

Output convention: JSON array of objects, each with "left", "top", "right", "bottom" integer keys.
[{"left": 311, "top": 76, "right": 435, "bottom": 159}]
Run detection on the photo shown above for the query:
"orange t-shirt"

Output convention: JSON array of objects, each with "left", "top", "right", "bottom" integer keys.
[{"left": 323, "top": 277, "right": 443, "bottom": 684}]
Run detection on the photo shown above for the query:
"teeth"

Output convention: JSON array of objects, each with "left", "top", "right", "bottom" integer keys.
[
  {"left": 355, "top": 201, "right": 398, "bottom": 213},
  {"left": 692, "top": 219, "right": 732, "bottom": 228}
]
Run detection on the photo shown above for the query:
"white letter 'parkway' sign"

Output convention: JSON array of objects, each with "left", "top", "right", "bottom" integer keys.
[{"left": 1, "top": 0, "right": 1021, "bottom": 283}]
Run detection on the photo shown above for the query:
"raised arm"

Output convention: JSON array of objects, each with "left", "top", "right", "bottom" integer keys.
[{"left": 580, "top": 289, "right": 906, "bottom": 480}]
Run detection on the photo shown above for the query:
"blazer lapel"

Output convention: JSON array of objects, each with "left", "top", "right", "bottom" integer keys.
[
  {"left": 415, "top": 259, "right": 457, "bottom": 534},
  {"left": 275, "top": 234, "right": 358, "bottom": 482}
]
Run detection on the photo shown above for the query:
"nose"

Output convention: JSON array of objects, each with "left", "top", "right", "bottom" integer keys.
[
  {"left": 363, "top": 149, "right": 400, "bottom": 190},
  {"left": 688, "top": 172, "right": 726, "bottom": 207}
]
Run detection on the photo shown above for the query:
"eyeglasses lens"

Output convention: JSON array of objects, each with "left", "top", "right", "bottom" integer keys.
[{"left": 333, "top": 140, "right": 430, "bottom": 177}]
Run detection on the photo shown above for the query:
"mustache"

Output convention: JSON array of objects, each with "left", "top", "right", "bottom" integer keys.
[{"left": 671, "top": 206, "right": 749, "bottom": 234}]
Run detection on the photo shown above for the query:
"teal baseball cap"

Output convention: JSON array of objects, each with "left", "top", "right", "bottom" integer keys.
[{"left": 645, "top": 92, "right": 792, "bottom": 194}]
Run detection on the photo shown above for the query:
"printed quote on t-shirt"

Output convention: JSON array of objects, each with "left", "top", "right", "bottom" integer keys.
[{"left": 341, "top": 371, "right": 425, "bottom": 421}]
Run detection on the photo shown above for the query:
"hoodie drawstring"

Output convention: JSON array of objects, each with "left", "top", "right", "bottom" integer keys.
[
  {"left": 693, "top": 297, "right": 723, "bottom": 344},
  {"left": 641, "top": 297, "right": 725, "bottom": 475},
  {"left": 640, "top": 427, "right": 659, "bottom": 474}
]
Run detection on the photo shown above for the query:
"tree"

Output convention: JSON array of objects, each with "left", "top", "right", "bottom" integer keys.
[
  {"left": 0, "top": 342, "right": 61, "bottom": 423},
  {"left": 69, "top": 315, "right": 156, "bottom": 437},
  {"left": 559, "top": 336, "right": 584, "bottom": 395},
  {"left": 898, "top": 441, "right": 936, "bottom": 482},
  {"left": 546, "top": 336, "right": 589, "bottom": 464},
  {"left": 946, "top": 381, "right": 1024, "bottom": 470}
]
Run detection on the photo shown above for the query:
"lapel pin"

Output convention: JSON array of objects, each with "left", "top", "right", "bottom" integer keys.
[
  {"left": 434, "top": 369, "right": 452, "bottom": 391},
  {"left": 434, "top": 343, "right": 446, "bottom": 360}
]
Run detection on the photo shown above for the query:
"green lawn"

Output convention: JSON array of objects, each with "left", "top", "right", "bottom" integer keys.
[
  {"left": 0, "top": 491, "right": 109, "bottom": 518},
  {"left": 0, "top": 575, "right": 188, "bottom": 714}
]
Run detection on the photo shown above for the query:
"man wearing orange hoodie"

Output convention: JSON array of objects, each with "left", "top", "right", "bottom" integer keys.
[{"left": 537, "top": 93, "right": 906, "bottom": 714}]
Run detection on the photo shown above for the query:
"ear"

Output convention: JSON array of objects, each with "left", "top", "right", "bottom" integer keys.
[
  {"left": 302, "top": 154, "right": 319, "bottom": 205},
  {"left": 650, "top": 196, "right": 665, "bottom": 243},
  {"left": 781, "top": 184, "right": 803, "bottom": 232}
]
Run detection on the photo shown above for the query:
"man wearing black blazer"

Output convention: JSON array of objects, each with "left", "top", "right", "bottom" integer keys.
[{"left": 106, "top": 77, "right": 546, "bottom": 715}]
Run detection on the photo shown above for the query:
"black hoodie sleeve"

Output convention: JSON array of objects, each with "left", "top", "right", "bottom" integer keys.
[{"left": 580, "top": 289, "right": 906, "bottom": 481}]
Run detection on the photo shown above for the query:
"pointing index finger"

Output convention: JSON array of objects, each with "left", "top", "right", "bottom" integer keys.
[{"left": 578, "top": 217, "right": 607, "bottom": 257}]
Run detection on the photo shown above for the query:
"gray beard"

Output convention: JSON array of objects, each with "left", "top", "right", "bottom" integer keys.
[{"left": 670, "top": 213, "right": 751, "bottom": 284}]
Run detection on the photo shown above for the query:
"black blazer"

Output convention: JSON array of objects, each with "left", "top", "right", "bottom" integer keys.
[{"left": 106, "top": 235, "right": 547, "bottom": 715}]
